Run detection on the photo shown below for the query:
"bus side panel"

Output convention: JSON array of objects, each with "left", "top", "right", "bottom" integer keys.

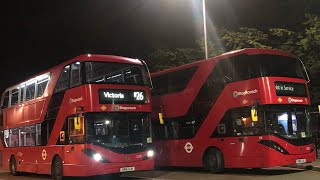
[
  {"left": 17, "top": 147, "right": 39, "bottom": 173},
  {"left": 2, "top": 149, "right": 10, "bottom": 171},
  {"left": 23, "top": 100, "right": 36, "bottom": 124},
  {"left": 36, "top": 146, "right": 64, "bottom": 175},
  {"left": 4, "top": 106, "right": 23, "bottom": 129},
  {"left": 35, "top": 98, "right": 46, "bottom": 121},
  {"left": 23, "top": 98, "right": 46, "bottom": 124},
  {"left": 47, "top": 86, "right": 87, "bottom": 146}
]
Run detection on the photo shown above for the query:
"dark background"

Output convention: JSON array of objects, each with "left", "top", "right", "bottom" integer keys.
[{"left": 1, "top": 0, "right": 320, "bottom": 93}]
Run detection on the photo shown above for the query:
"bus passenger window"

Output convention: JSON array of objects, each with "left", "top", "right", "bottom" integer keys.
[
  {"left": 20, "top": 127, "right": 26, "bottom": 146},
  {"left": 54, "top": 65, "right": 70, "bottom": 93},
  {"left": 36, "top": 124, "right": 41, "bottom": 145},
  {"left": 71, "top": 62, "right": 82, "bottom": 88},
  {"left": 36, "top": 75, "right": 50, "bottom": 97},
  {"left": 25, "top": 126, "right": 36, "bottom": 146},
  {"left": 11, "top": 88, "right": 19, "bottom": 106},
  {"left": 4, "top": 129, "right": 9, "bottom": 147},
  {"left": 26, "top": 81, "right": 36, "bottom": 101},
  {"left": 232, "top": 108, "right": 263, "bottom": 136},
  {"left": 1, "top": 91, "right": 9, "bottom": 109},
  {"left": 10, "top": 128, "right": 19, "bottom": 147}
]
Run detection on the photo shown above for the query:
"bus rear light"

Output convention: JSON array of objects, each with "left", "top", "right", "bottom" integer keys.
[
  {"left": 259, "top": 140, "right": 289, "bottom": 154},
  {"left": 82, "top": 148, "right": 110, "bottom": 163}
]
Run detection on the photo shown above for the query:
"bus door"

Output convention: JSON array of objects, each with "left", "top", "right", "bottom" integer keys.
[
  {"left": 167, "top": 121, "right": 196, "bottom": 166},
  {"left": 61, "top": 115, "right": 85, "bottom": 163},
  {"left": 217, "top": 107, "right": 264, "bottom": 164}
]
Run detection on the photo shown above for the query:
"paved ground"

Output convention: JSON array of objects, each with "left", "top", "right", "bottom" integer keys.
[{"left": 1, "top": 167, "right": 320, "bottom": 180}]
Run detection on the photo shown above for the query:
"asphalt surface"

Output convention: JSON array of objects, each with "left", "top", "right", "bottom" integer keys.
[{"left": 0, "top": 167, "right": 319, "bottom": 180}]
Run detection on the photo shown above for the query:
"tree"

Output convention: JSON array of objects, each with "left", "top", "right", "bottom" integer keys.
[{"left": 221, "top": 27, "right": 271, "bottom": 50}]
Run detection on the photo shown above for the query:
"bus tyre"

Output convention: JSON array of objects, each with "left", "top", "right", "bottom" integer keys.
[
  {"left": 9, "top": 156, "right": 19, "bottom": 176},
  {"left": 52, "top": 156, "right": 63, "bottom": 180},
  {"left": 203, "top": 148, "right": 224, "bottom": 173}
]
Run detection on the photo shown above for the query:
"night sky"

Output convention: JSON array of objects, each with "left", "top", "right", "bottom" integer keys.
[{"left": 1, "top": 0, "right": 319, "bottom": 93}]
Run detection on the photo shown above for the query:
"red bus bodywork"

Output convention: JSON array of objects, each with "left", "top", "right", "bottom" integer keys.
[
  {"left": 0, "top": 54, "right": 154, "bottom": 177},
  {"left": 151, "top": 48, "right": 316, "bottom": 169}
]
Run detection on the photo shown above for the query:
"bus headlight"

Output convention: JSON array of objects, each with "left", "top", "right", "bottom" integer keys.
[
  {"left": 147, "top": 150, "right": 154, "bottom": 157},
  {"left": 93, "top": 153, "right": 102, "bottom": 161}
]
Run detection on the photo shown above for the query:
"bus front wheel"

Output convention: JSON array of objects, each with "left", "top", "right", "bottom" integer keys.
[
  {"left": 9, "top": 155, "right": 19, "bottom": 176},
  {"left": 203, "top": 148, "right": 224, "bottom": 173},
  {"left": 52, "top": 156, "right": 63, "bottom": 180}
]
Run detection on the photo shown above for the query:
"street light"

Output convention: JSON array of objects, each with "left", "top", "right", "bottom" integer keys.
[{"left": 202, "top": 0, "right": 208, "bottom": 59}]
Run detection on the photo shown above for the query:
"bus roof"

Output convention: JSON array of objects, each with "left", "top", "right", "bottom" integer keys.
[
  {"left": 4, "top": 54, "right": 144, "bottom": 92},
  {"left": 151, "top": 48, "right": 297, "bottom": 77}
]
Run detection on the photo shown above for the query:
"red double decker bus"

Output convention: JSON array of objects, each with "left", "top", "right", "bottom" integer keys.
[
  {"left": 151, "top": 48, "right": 316, "bottom": 173},
  {"left": 0, "top": 54, "right": 154, "bottom": 179}
]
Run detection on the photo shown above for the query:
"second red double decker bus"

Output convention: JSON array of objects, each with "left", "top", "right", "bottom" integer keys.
[
  {"left": 0, "top": 54, "right": 154, "bottom": 179},
  {"left": 151, "top": 48, "right": 316, "bottom": 172}
]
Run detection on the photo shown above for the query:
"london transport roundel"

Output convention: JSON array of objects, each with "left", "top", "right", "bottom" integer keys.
[
  {"left": 184, "top": 142, "right": 194, "bottom": 153},
  {"left": 42, "top": 149, "right": 47, "bottom": 160}
]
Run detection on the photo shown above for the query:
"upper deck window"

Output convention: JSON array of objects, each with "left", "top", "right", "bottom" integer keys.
[
  {"left": 85, "top": 62, "right": 148, "bottom": 86},
  {"left": 11, "top": 88, "right": 19, "bottom": 106},
  {"left": 54, "top": 65, "right": 70, "bottom": 93},
  {"left": 151, "top": 66, "right": 197, "bottom": 96},
  {"left": 36, "top": 74, "right": 50, "bottom": 98},
  {"left": 232, "top": 54, "right": 307, "bottom": 81},
  {"left": 1, "top": 91, "right": 9, "bottom": 109},
  {"left": 71, "top": 62, "right": 82, "bottom": 88},
  {"left": 25, "top": 81, "right": 36, "bottom": 101}
]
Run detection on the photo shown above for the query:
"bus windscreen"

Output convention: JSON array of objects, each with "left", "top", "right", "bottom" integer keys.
[{"left": 85, "top": 62, "right": 148, "bottom": 86}]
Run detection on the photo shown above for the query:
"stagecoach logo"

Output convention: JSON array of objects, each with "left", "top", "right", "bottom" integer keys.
[
  {"left": 125, "top": 156, "right": 131, "bottom": 161},
  {"left": 233, "top": 89, "right": 258, "bottom": 98},
  {"left": 69, "top": 97, "right": 83, "bottom": 104},
  {"left": 288, "top": 97, "right": 303, "bottom": 103},
  {"left": 42, "top": 149, "right": 47, "bottom": 160},
  {"left": 184, "top": 142, "right": 194, "bottom": 154},
  {"left": 114, "top": 105, "right": 137, "bottom": 111}
]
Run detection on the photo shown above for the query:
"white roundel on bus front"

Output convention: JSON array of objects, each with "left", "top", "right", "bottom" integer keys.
[{"left": 184, "top": 142, "right": 194, "bottom": 154}]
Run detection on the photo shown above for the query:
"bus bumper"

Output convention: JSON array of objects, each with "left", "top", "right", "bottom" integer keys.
[
  {"left": 225, "top": 150, "right": 316, "bottom": 168},
  {"left": 264, "top": 150, "right": 316, "bottom": 167},
  {"left": 63, "top": 158, "right": 154, "bottom": 177}
]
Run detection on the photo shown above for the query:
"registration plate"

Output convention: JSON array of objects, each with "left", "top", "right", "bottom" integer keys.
[
  {"left": 120, "top": 166, "right": 135, "bottom": 172},
  {"left": 296, "top": 159, "right": 306, "bottom": 164}
]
